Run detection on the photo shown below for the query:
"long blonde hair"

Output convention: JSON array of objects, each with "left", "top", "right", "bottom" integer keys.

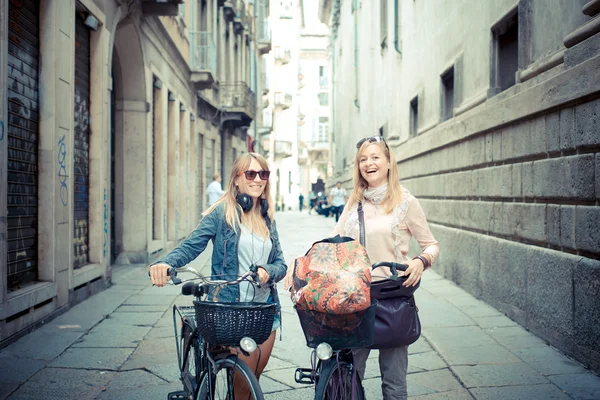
[
  {"left": 347, "top": 141, "right": 402, "bottom": 214},
  {"left": 202, "top": 153, "right": 274, "bottom": 238}
]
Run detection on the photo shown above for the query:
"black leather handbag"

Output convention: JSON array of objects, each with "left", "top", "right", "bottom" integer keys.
[{"left": 358, "top": 201, "right": 421, "bottom": 349}]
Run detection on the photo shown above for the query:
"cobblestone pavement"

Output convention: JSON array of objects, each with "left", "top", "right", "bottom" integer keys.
[{"left": 1, "top": 211, "right": 599, "bottom": 399}]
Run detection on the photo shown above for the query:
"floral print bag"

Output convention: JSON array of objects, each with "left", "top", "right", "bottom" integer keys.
[{"left": 291, "top": 235, "right": 372, "bottom": 315}]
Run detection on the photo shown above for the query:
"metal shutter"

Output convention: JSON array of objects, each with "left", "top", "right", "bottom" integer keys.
[
  {"left": 73, "top": 12, "right": 91, "bottom": 268},
  {"left": 6, "top": 0, "right": 40, "bottom": 291}
]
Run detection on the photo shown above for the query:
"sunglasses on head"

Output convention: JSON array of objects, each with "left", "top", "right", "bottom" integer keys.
[
  {"left": 243, "top": 170, "right": 271, "bottom": 180},
  {"left": 356, "top": 135, "right": 389, "bottom": 149}
]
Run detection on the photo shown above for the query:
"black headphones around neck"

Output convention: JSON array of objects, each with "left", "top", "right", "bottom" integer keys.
[{"left": 236, "top": 193, "right": 269, "bottom": 219}]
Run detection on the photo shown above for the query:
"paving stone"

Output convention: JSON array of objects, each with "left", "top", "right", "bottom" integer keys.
[
  {"left": 263, "top": 366, "right": 309, "bottom": 389},
  {"left": 72, "top": 324, "right": 151, "bottom": 348},
  {"left": 470, "top": 383, "right": 570, "bottom": 399},
  {"left": 424, "top": 326, "right": 498, "bottom": 352},
  {"left": 418, "top": 297, "right": 476, "bottom": 328},
  {"left": 407, "top": 369, "right": 465, "bottom": 396},
  {"left": 146, "top": 362, "right": 180, "bottom": 383},
  {"left": 0, "top": 330, "right": 84, "bottom": 361},
  {"left": 411, "top": 389, "right": 474, "bottom": 399},
  {"left": 116, "top": 304, "right": 173, "bottom": 313},
  {"left": 452, "top": 363, "right": 549, "bottom": 388},
  {"left": 473, "top": 315, "right": 518, "bottom": 329},
  {"left": 145, "top": 326, "right": 174, "bottom": 339},
  {"left": 260, "top": 374, "right": 295, "bottom": 392},
  {"left": 409, "top": 351, "right": 447, "bottom": 371},
  {"left": 106, "top": 369, "right": 167, "bottom": 390},
  {"left": 95, "top": 381, "right": 183, "bottom": 400},
  {"left": 264, "top": 387, "right": 316, "bottom": 400},
  {"left": 446, "top": 295, "right": 503, "bottom": 318},
  {"left": 0, "top": 355, "right": 46, "bottom": 383},
  {"left": 0, "top": 381, "right": 19, "bottom": 400},
  {"left": 409, "top": 338, "right": 435, "bottom": 354},
  {"left": 485, "top": 326, "right": 548, "bottom": 349},
  {"left": 107, "top": 311, "right": 164, "bottom": 326},
  {"left": 443, "top": 344, "right": 521, "bottom": 366},
  {"left": 49, "top": 347, "right": 134, "bottom": 370},
  {"left": 120, "top": 337, "right": 177, "bottom": 370},
  {"left": 263, "top": 355, "right": 295, "bottom": 371},
  {"left": 6, "top": 368, "right": 114, "bottom": 400},
  {"left": 547, "top": 373, "right": 600, "bottom": 400},
  {"left": 123, "top": 294, "right": 177, "bottom": 306},
  {"left": 513, "top": 346, "right": 588, "bottom": 376}
]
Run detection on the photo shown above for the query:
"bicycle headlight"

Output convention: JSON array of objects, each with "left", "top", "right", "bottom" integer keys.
[
  {"left": 240, "top": 337, "right": 257, "bottom": 353},
  {"left": 316, "top": 342, "right": 333, "bottom": 360}
]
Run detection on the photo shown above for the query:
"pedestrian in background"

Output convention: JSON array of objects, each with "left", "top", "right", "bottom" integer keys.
[
  {"left": 149, "top": 153, "right": 287, "bottom": 399},
  {"left": 331, "top": 135, "right": 440, "bottom": 400},
  {"left": 329, "top": 181, "right": 347, "bottom": 222},
  {"left": 299, "top": 193, "right": 304, "bottom": 212},
  {"left": 207, "top": 173, "right": 225, "bottom": 206}
]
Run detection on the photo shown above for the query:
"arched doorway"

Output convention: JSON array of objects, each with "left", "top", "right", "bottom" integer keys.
[{"left": 110, "top": 21, "right": 147, "bottom": 263}]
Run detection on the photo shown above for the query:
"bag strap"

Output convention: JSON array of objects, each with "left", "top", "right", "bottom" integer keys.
[{"left": 358, "top": 201, "right": 366, "bottom": 247}]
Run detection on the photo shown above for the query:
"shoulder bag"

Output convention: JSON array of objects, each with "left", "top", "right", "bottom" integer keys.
[{"left": 358, "top": 201, "right": 421, "bottom": 349}]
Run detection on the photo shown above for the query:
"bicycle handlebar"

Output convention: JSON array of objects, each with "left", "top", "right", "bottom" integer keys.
[{"left": 371, "top": 261, "right": 409, "bottom": 280}]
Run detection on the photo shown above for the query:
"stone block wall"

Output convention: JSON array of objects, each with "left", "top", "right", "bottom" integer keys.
[{"left": 404, "top": 96, "right": 600, "bottom": 372}]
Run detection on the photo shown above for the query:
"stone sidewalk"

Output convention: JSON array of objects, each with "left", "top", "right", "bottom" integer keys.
[{"left": 1, "top": 211, "right": 599, "bottom": 399}]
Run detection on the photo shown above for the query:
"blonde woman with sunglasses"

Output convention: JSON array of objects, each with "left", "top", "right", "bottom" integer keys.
[
  {"left": 149, "top": 153, "right": 287, "bottom": 398},
  {"left": 331, "top": 136, "right": 440, "bottom": 400}
]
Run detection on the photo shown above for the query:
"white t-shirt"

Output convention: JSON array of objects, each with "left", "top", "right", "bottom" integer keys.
[
  {"left": 238, "top": 225, "right": 273, "bottom": 303},
  {"left": 330, "top": 187, "right": 347, "bottom": 207},
  {"left": 207, "top": 180, "right": 224, "bottom": 205}
]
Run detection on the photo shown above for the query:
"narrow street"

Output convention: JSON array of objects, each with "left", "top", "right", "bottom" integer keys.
[{"left": 1, "top": 212, "right": 599, "bottom": 400}]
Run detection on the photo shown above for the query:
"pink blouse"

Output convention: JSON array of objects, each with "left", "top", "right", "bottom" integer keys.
[{"left": 332, "top": 187, "right": 439, "bottom": 279}]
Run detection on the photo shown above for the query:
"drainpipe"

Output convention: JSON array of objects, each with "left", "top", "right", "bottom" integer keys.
[
  {"left": 353, "top": 0, "right": 359, "bottom": 108},
  {"left": 394, "top": 0, "right": 402, "bottom": 54}
]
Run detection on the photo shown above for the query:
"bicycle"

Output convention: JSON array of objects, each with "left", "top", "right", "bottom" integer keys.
[
  {"left": 293, "top": 261, "right": 409, "bottom": 400},
  {"left": 162, "top": 266, "right": 277, "bottom": 400}
]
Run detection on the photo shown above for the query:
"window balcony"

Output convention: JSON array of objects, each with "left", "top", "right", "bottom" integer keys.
[
  {"left": 274, "top": 140, "right": 293, "bottom": 160},
  {"left": 223, "top": 1, "right": 236, "bottom": 22},
  {"left": 190, "top": 32, "right": 216, "bottom": 90},
  {"left": 141, "top": 0, "right": 182, "bottom": 16},
  {"left": 306, "top": 140, "right": 329, "bottom": 162},
  {"left": 257, "top": 19, "right": 271, "bottom": 55},
  {"left": 233, "top": 0, "right": 246, "bottom": 34},
  {"left": 274, "top": 47, "right": 291, "bottom": 65},
  {"left": 274, "top": 92, "right": 292, "bottom": 110},
  {"left": 220, "top": 82, "right": 256, "bottom": 126}
]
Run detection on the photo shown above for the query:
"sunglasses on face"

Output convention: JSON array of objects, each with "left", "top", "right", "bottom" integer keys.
[
  {"left": 356, "top": 135, "right": 389, "bottom": 149},
  {"left": 243, "top": 170, "right": 271, "bottom": 180}
]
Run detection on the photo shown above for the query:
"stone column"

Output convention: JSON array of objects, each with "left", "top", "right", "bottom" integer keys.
[{"left": 167, "top": 97, "right": 180, "bottom": 242}]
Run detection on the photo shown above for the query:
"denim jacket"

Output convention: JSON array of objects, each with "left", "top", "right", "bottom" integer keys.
[{"left": 154, "top": 203, "right": 288, "bottom": 304}]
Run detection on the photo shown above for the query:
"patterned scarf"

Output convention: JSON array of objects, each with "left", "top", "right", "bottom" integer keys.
[{"left": 363, "top": 183, "right": 388, "bottom": 205}]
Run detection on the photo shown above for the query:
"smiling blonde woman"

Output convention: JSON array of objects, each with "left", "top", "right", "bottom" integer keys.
[{"left": 331, "top": 136, "right": 440, "bottom": 400}]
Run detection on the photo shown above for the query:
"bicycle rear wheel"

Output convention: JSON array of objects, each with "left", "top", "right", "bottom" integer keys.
[
  {"left": 174, "top": 306, "right": 202, "bottom": 395},
  {"left": 196, "top": 355, "right": 263, "bottom": 400},
  {"left": 314, "top": 359, "right": 364, "bottom": 400}
]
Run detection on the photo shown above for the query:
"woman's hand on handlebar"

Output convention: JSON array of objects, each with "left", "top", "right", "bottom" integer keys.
[
  {"left": 149, "top": 263, "right": 171, "bottom": 287},
  {"left": 402, "top": 259, "right": 424, "bottom": 287},
  {"left": 256, "top": 266, "right": 270, "bottom": 285}
]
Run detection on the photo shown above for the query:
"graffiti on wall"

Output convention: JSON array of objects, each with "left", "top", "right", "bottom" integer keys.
[{"left": 58, "top": 135, "right": 68, "bottom": 206}]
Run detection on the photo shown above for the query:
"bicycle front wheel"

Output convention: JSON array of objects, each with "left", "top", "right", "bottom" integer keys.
[
  {"left": 314, "top": 359, "right": 365, "bottom": 400},
  {"left": 196, "top": 355, "right": 263, "bottom": 400}
]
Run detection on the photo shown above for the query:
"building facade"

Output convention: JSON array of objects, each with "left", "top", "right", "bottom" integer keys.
[
  {"left": 319, "top": 0, "right": 600, "bottom": 372},
  {"left": 0, "top": 0, "right": 269, "bottom": 345},
  {"left": 297, "top": 0, "right": 331, "bottom": 202}
]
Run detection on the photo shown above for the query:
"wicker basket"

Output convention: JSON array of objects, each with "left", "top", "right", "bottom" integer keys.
[
  {"left": 194, "top": 301, "right": 276, "bottom": 346},
  {"left": 295, "top": 301, "right": 377, "bottom": 350}
]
